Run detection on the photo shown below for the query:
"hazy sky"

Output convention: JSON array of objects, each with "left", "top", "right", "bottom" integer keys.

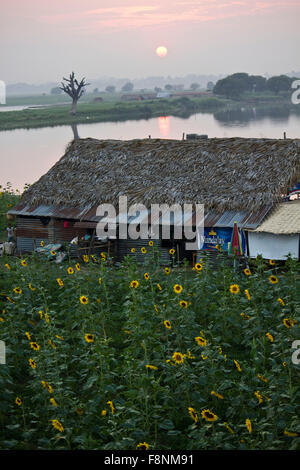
[{"left": 1, "top": 0, "right": 299, "bottom": 84}]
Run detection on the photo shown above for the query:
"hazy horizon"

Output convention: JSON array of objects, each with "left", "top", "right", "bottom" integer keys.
[{"left": 1, "top": 0, "right": 299, "bottom": 85}]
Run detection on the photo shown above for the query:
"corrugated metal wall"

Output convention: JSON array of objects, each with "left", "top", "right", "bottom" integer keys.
[
  {"left": 118, "top": 238, "right": 172, "bottom": 265},
  {"left": 16, "top": 217, "right": 49, "bottom": 253}
]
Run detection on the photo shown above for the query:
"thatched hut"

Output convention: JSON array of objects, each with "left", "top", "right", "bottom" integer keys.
[{"left": 8, "top": 137, "right": 300, "bottom": 262}]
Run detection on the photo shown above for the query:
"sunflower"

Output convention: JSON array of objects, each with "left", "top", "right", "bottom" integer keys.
[
  {"left": 243, "top": 268, "right": 251, "bottom": 276},
  {"left": 38, "top": 310, "right": 43, "bottom": 319},
  {"left": 50, "top": 250, "right": 56, "bottom": 256},
  {"left": 141, "top": 247, "right": 147, "bottom": 254},
  {"left": 51, "top": 419, "right": 64, "bottom": 433},
  {"left": 223, "top": 422, "right": 234, "bottom": 434},
  {"left": 136, "top": 442, "right": 149, "bottom": 450},
  {"left": 25, "top": 332, "right": 31, "bottom": 340},
  {"left": 169, "top": 248, "right": 175, "bottom": 255},
  {"left": 173, "top": 284, "right": 183, "bottom": 294},
  {"left": 229, "top": 284, "right": 240, "bottom": 295},
  {"left": 131, "top": 248, "right": 136, "bottom": 253},
  {"left": 245, "top": 289, "right": 251, "bottom": 300},
  {"left": 157, "top": 283, "right": 162, "bottom": 291},
  {"left": 195, "top": 336, "right": 207, "bottom": 347},
  {"left": 145, "top": 364, "right": 158, "bottom": 370},
  {"left": 130, "top": 280, "right": 139, "bottom": 289},
  {"left": 254, "top": 391, "right": 263, "bottom": 404},
  {"left": 48, "top": 339, "right": 56, "bottom": 349},
  {"left": 245, "top": 418, "right": 252, "bottom": 433},
  {"left": 179, "top": 300, "right": 188, "bottom": 308},
  {"left": 269, "top": 275, "right": 279, "bottom": 284},
  {"left": 201, "top": 409, "right": 217, "bottom": 422},
  {"left": 240, "top": 312, "right": 250, "bottom": 320},
  {"left": 21, "top": 259, "right": 27, "bottom": 267},
  {"left": 50, "top": 398, "right": 58, "bottom": 407},
  {"left": 80, "top": 295, "right": 88, "bottom": 305},
  {"left": 277, "top": 298, "right": 285, "bottom": 306},
  {"left": 30, "top": 342, "right": 40, "bottom": 351},
  {"left": 164, "top": 267, "right": 171, "bottom": 275},
  {"left": 269, "top": 259, "right": 275, "bottom": 266},
  {"left": 233, "top": 359, "right": 242, "bottom": 372},
  {"left": 5, "top": 263, "right": 10, "bottom": 270},
  {"left": 284, "top": 430, "right": 299, "bottom": 437},
  {"left": 195, "top": 263, "right": 203, "bottom": 271},
  {"left": 144, "top": 273, "right": 149, "bottom": 280},
  {"left": 84, "top": 334, "right": 94, "bottom": 343},
  {"left": 75, "top": 263, "right": 80, "bottom": 271},
  {"left": 164, "top": 320, "right": 171, "bottom": 329},
  {"left": 28, "top": 358, "right": 36, "bottom": 369},
  {"left": 257, "top": 374, "right": 268, "bottom": 383},
  {"left": 67, "top": 267, "right": 74, "bottom": 275},
  {"left": 41, "top": 381, "right": 53, "bottom": 394},
  {"left": 149, "top": 240, "right": 153, "bottom": 247},
  {"left": 188, "top": 407, "right": 198, "bottom": 423},
  {"left": 107, "top": 400, "right": 115, "bottom": 414},
  {"left": 211, "top": 390, "right": 224, "bottom": 400},
  {"left": 28, "top": 283, "right": 36, "bottom": 291},
  {"left": 266, "top": 332, "right": 274, "bottom": 342},
  {"left": 83, "top": 255, "right": 89, "bottom": 263},
  {"left": 13, "top": 287, "right": 22, "bottom": 295},
  {"left": 56, "top": 278, "right": 64, "bottom": 287},
  {"left": 283, "top": 318, "right": 295, "bottom": 328},
  {"left": 40, "top": 241, "right": 44, "bottom": 247},
  {"left": 15, "top": 397, "right": 22, "bottom": 406},
  {"left": 101, "top": 409, "right": 107, "bottom": 416},
  {"left": 172, "top": 351, "right": 184, "bottom": 364}
]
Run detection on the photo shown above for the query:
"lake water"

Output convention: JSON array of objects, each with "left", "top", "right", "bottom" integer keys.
[{"left": 1, "top": 109, "right": 300, "bottom": 191}]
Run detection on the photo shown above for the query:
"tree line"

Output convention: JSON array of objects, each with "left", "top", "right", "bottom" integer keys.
[{"left": 213, "top": 73, "right": 297, "bottom": 99}]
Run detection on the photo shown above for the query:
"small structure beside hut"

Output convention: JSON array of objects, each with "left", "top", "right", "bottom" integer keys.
[{"left": 8, "top": 137, "right": 300, "bottom": 263}]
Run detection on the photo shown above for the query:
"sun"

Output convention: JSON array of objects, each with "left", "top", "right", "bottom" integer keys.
[{"left": 156, "top": 46, "right": 168, "bottom": 58}]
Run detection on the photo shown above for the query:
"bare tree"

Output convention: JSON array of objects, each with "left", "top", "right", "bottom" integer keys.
[{"left": 60, "top": 72, "right": 90, "bottom": 115}]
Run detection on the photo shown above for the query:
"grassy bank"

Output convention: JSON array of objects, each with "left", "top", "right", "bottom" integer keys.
[
  {"left": 0, "top": 251, "right": 299, "bottom": 450},
  {"left": 0, "top": 96, "right": 230, "bottom": 131}
]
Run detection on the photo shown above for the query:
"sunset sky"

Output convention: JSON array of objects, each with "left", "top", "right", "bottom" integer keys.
[{"left": 1, "top": 0, "right": 299, "bottom": 83}]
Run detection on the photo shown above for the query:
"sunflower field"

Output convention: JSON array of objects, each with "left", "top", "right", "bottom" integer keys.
[{"left": 0, "top": 247, "right": 299, "bottom": 450}]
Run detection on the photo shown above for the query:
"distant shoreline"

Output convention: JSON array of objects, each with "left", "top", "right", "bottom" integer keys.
[{"left": 0, "top": 93, "right": 297, "bottom": 132}]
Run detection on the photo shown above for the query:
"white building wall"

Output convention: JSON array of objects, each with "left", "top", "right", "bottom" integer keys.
[{"left": 248, "top": 232, "right": 299, "bottom": 260}]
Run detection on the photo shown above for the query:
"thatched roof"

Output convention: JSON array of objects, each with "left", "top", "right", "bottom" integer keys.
[
  {"left": 251, "top": 200, "right": 300, "bottom": 234},
  {"left": 18, "top": 137, "right": 300, "bottom": 213}
]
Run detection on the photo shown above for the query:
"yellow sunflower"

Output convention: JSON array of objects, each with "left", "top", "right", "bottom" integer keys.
[
  {"left": 173, "top": 284, "right": 183, "bottom": 294},
  {"left": 107, "top": 400, "right": 115, "bottom": 414},
  {"left": 164, "top": 320, "right": 171, "bottom": 329},
  {"left": 149, "top": 240, "right": 154, "bottom": 247},
  {"left": 266, "top": 332, "right": 274, "bottom": 342},
  {"left": 201, "top": 409, "right": 218, "bottom": 422},
  {"left": 80, "top": 295, "right": 88, "bottom": 305},
  {"left": 29, "top": 358, "right": 36, "bottom": 369},
  {"left": 56, "top": 278, "right": 64, "bottom": 287},
  {"left": 15, "top": 397, "right": 22, "bottom": 406},
  {"left": 141, "top": 247, "right": 147, "bottom": 254},
  {"left": 172, "top": 351, "right": 184, "bottom": 364},
  {"left": 269, "top": 259, "right": 275, "bottom": 266},
  {"left": 245, "top": 418, "right": 252, "bottom": 433},
  {"left": 130, "top": 280, "right": 139, "bottom": 288},
  {"left": 233, "top": 359, "right": 242, "bottom": 372},
  {"left": 195, "top": 263, "right": 203, "bottom": 271},
  {"left": 84, "top": 334, "right": 94, "bottom": 343},
  {"left": 269, "top": 275, "right": 279, "bottom": 284},
  {"left": 145, "top": 364, "right": 158, "bottom": 370},
  {"left": 30, "top": 342, "right": 40, "bottom": 351},
  {"left": 283, "top": 318, "right": 295, "bottom": 328},
  {"left": 277, "top": 298, "right": 285, "bottom": 306},
  {"left": 164, "top": 267, "right": 171, "bottom": 275},
  {"left": 136, "top": 442, "right": 150, "bottom": 450},
  {"left": 13, "top": 287, "right": 22, "bottom": 295},
  {"left": 83, "top": 255, "right": 89, "bottom": 263},
  {"left": 188, "top": 407, "right": 198, "bottom": 423},
  {"left": 169, "top": 248, "right": 175, "bottom": 255},
  {"left": 229, "top": 284, "right": 240, "bottom": 295},
  {"left": 195, "top": 336, "right": 207, "bottom": 347},
  {"left": 179, "top": 300, "right": 188, "bottom": 308},
  {"left": 50, "top": 250, "right": 56, "bottom": 256},
  {"left": 144, "top": 273, "right": 149, "bottom": 280},
  {"left": 75, "top": 263, "right": 81, "bottom": 272},
  {"left": 243, "top": 268, "right": 251, "bottom": 276},
  {"left": 21, "top": 259, "right": 27, "bottom": 267},
  {"left": 67, "top": 267, "right": 74, "bottom": 275},
  {"left": 51, "top": 419, "right": 64, "bottom": 433},
  {"left": 131, "top": 248, "right": 136, "bottom": 253},
  {"left": 211, "top": 390, "right": 224, "bottom": 400}
]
